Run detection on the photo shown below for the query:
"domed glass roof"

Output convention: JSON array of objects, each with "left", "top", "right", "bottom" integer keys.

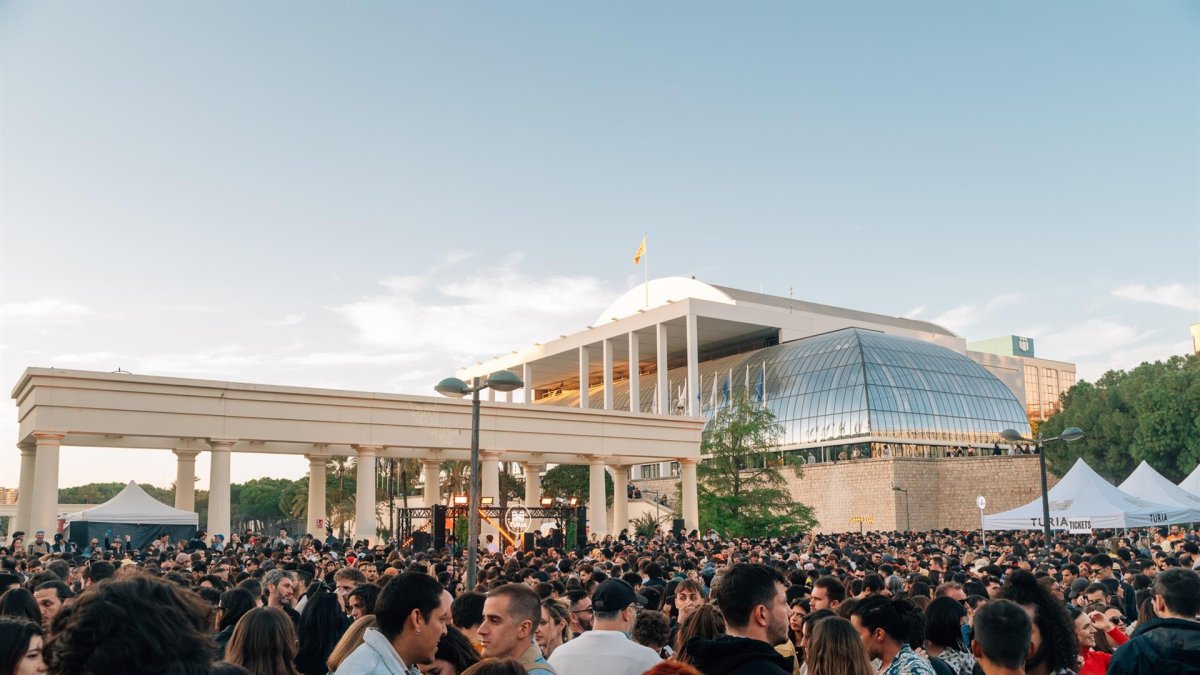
[{"left": 712, "top": 328, "right": 1031, "bottom": 446}]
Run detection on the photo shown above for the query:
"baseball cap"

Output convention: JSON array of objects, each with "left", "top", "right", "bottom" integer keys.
[{"left": 592, "top": 579, "right": 648, "bottom": 612}]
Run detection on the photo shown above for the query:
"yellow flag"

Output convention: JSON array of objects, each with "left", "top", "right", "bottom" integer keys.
[{"left": 634, "top": 236, "right": 646, "bottom": 264}]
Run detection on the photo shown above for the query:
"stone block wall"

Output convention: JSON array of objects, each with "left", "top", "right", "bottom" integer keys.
[{"left": 630, "top": 456, "right": 1058, "bottom": 533}]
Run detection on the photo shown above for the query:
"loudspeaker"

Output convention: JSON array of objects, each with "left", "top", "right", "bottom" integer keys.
[
  {"left": 672, "top": 519, "right": 685, "bottom": 537},
  {"left": 432, "top": 505, "right": 447, "bottom": 550},
  {"left": 575, "top": 506, "right": 588, "bottom": 550},
  {"left": 523, "top": 532, "right": 536, "bottom": 550},
  {"left": 410, "top": 531, "right": 431, "bottom": 551}
]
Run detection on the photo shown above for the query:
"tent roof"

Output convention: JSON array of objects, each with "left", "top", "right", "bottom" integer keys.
[
  {"left": 1119, "top": 461, "right": 1200, "bottom": 521},
  {"left": 1180, "top": 463, "right": 1200, "bottom": 498},
  {"left": 63, "top": 481, "right": 199, "bottom": 526},
  {"left": 983, "top": 458, "right": 1191, "bottom": 531}
]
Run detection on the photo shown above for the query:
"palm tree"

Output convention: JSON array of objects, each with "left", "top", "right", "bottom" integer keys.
[{"left": 441, "top": 460, "right": 470, "bottom": 504}]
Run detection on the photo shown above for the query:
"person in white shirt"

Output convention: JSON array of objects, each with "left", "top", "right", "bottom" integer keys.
[{"left": 547, "top": 578, "right": 661, "bottom": 675}]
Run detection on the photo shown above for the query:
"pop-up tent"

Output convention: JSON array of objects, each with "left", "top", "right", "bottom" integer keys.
[
  {"left": 1118, "top": 461, "right": 1200, "bottom": 522},
  {"left": 983, "top": 459, "right": 1191, "bottom": 532},
  {"left": 64, "top": 481, "right": 199, "bottom": 550},
  {"left": 1180, "top": 463, "right": 1200, "bottom": 498}
]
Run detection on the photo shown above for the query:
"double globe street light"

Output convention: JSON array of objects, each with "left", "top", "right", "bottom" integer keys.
[
  {"left": 999, "top": 426, "right": 1085, "bottom": 547},
  {"left": 435, "top": 371, "right": 523, "bottom": 590}
]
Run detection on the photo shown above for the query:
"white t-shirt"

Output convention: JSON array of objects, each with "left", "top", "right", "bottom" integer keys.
[{"left": 547, "top": 629, "right": 661, "bottom": 675}]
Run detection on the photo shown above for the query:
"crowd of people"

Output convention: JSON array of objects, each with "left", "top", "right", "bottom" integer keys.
[{"left": 0, "top": 522, "right": 1197, "bottom": 675}]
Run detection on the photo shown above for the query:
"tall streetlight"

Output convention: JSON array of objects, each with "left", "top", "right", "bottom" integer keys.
[
  {"left": 1000, "top": 426, "right": 1085, "bottom": 547},
  {"left": 435, "top": 370, "right": 523, "bottom": 590},
  {"left": 891, "top": 486, "right": 911, "bottom": 532}
]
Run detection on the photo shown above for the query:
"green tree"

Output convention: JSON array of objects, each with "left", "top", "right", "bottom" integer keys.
[
  {"left": 59, "top": 482, "right": 172, "bottom": 504},
  {"left": 1042, "top": 354, "right": 1200, "bottom": 483},
  {"left": 541, "top": 465, "right": 612, "bottom": 506},
  {"left": 698, "top": 391, "right": 816, "bottom": 537}
]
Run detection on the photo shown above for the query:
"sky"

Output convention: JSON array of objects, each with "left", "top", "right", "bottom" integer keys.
[{"left": 1, "top": 0, "right": 1197, "bottom": 490}]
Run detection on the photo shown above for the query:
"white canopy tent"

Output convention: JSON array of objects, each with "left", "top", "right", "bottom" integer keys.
[
  {"left": 64, "top": 481, "right": 198, "bottom": 526},
  {"left": 1180, "top": 463, "right": 1200, "bottom": 498},
  {"left": 64, "top": 481, "right": 198, "bottom": 549},
  {"left": 1118, "top": 461, "right": 1200, "bottom": 522},
  {"left": 983, "top": 459, "right": 1190, "bottom": 532}
]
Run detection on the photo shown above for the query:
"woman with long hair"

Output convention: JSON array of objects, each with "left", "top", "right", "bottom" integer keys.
[
  {"left": 327, "top": 615, "right": 378, "bottom": 673},
  {"left": 535, "top": 599, "right": 569, "bottom": 658},
  {"left": 215, "top": 588, "right": 257, "bottom": 657},
  {"left": 673, "top": 604, "right": 724, "bottom": 666},
  {"left": 0, "top": 591, "right": 39, "bottom": 625},
  {"left": 1067, "top": 605, "right": 1107, "bottom": 675},
  {"left": 419, "top": 625, "right": 479, "bottom": 675},
  {"left": 0, "top": 617, "right": 45, "bottom": 675},
  {"left": 805, "top": 617, "right": 875, "bottom": 675},
  {"left": 295, "top": 591, "right": 348, "bottom": 675},
  {"left": 225, "top": 607, "right": 301, "bottom": 675},
  {"left": 924, "top": 598, "right": 975, "bottom": 675}
]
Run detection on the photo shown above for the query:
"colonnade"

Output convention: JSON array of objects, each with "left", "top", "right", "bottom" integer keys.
[
  {"left": 526, "top": 319, "right": 701, "bottom": 416},
  {"left": 12, "top": 438, "right": 700, "bottom": 544}
]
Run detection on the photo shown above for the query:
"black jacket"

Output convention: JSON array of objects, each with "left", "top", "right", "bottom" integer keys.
[
  {"left": 688, "top": 635, "right": 793, "bottom": 675},
  {"left": 1107, "top": 617, "right": 1200, "bottom": 675}
]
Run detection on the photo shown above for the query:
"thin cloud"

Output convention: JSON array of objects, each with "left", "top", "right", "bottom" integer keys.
[
  {"left": 332, "top": 257, "right": 614, "bottom": 362},
  {"left": 1036, "top": 318, "right": 1159, "bottom": 361},
  {"left": 0, "top": 298, "right": 94, "bottom": 323},
  {"left": 1074, "top": 339, "right": 1193, "bottom": 381},
  {"left": 930, "top": 294, "right": 1021, "bottom": 334},
  {"left": 266, "top": 312, "right": 306, "bottom": 327},
  {"left": 1112, "top": 283, "right": 1200, "bottom": 312}
]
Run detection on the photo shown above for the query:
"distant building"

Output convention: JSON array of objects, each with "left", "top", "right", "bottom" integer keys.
[
  {"left": 460, "top": 278, "right": 1077, "bottom": 478},
  {"left": 966, "top": 335, "right": 1076, "bottom": 421},
  {"left": 1191, "top": 323, "right": 1200, "bottom": 355}
]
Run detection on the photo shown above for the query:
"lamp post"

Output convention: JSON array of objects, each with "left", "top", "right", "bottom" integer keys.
[
  {"left": 1000, "top": 426, "right": 1084, "bottom": 547},
  {"left": 891, "top": 486, "right": 911, "bottom": 532},
  {"left": 436, "top": 370, "right": 523, "bottom": 590}
]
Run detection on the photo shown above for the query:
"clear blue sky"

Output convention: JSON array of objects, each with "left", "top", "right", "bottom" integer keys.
[{"left": 1, "top": 0, "right": 1197, "bottom": 488}]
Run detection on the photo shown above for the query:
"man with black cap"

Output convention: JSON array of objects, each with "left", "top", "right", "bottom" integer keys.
[{"left": 548, "top": 578, "right": 661, "bottom": 675}]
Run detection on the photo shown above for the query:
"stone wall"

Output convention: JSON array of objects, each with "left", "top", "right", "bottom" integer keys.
[{"left": 630, "top": 456, "right": 1058, "bottom": 533}]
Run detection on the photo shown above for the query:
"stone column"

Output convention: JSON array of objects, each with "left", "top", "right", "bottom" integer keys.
[
  {"left": 628, "top": 332, "right": 641, "bottom": 413},
  {"left": 686, "top": 313, "right": 700, "bottom": 416},
  {"left": 602, "top": 338, "right": 615, "bottom": 410},
  {"left": 578, "top": 346, "right": 590, "bottom": 409},
  {"left": 681, "top": 459, "right": 699, "bottom": 533},
  {"left": 14, "top": 442, "right": 36, "bottom": 535},
  {"left": 207, "top": 439, "right": 235, "bottom": 542},
  {"left": 522, "top": 363, "right": 532, "bottom": 403},
  {"left": 481, "top": 452, "right": 501, "bottom": 537},
  {"left": 588, "top": 458, "right": 608, "bottom": 538},
  {"left": 353, "top": 445, "right": 379, "bottom": 544},
  {"left": 611, "top": 465, "right": 629, "bottom": 536},
  {"left": 422, "top": 460, "right": 441, "bottom": 507},
  {"left": 306, "top": 453, "right": 328, "bottom": 537},
  {"left": 173, "top": 449, "right": 200, "bottom": 512},
  {"left": 31, "top": 433, "right": 64, "bottom": 535},
  {"left": 524, "top": 463, "right": 543, "bottom": 506},
  {"left": 656, "top": 323, "right": 670, "bottom": 414}
]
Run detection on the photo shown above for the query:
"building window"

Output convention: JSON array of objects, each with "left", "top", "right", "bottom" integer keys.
[{"left": 640, "top": 463, "right": 661, "bottom": 480}]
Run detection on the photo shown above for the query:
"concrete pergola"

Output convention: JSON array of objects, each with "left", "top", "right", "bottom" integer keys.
[{"left": 11, "top": 368, "right": 704, "bottom": 543}]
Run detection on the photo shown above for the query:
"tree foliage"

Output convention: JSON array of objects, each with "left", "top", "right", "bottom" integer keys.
[
  {"left": 1041, "top": 354, "right": 1200, "bottom": 483},
  {"left": 59, "top": 482, "right": 173, "bottom": 504},
  {"left": 698, "top": 392, "right": 817, "bottom": 537},
  {"left": 541, "top": 465, "right": 612, "bottom": 506}
]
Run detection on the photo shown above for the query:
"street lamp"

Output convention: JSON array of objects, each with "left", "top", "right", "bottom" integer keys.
[
  {"left": 435, "top": 370, "right": 523, "bottom": 590},
  {"left": 1000, "top": 426, "right": 1084, "bottom": 547},
  {"left": 891, "top": 486, "right": 911, "bottom": 532}
]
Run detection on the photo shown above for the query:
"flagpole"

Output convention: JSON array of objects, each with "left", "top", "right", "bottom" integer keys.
[{"left": 643, "top": 232, "right": 649, "bottom": 308}]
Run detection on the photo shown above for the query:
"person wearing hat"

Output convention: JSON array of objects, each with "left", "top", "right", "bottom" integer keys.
[{"left": 547, "top": 578, "right": 661, "bottom": 675}]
